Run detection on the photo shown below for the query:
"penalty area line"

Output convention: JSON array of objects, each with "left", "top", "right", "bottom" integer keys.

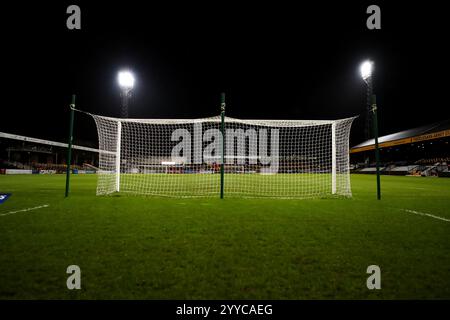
[
  {"left": 403, "top": 209, "right": 450, "bottom": 223},
  {"left": 0, "top": 204, "right": 50, "bottom": 217}
]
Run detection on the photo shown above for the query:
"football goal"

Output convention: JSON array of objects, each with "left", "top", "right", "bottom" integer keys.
[{"left": 87, "top": 112, "right": 355, "bottom": 199}]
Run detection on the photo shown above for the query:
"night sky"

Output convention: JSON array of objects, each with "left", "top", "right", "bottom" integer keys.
[{"left": 1, "top": 1, "right": 449, "bottom": 147}]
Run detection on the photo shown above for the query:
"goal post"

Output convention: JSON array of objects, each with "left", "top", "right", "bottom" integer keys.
[
  {"left": 115, "top": 121, "right": 122, "bottom": 192},
  {"left": 88, "top": 112, "right": 356, "bottom": 199},
  {"left": 331, "top": 122, "right": 337, "bottom": 195}
]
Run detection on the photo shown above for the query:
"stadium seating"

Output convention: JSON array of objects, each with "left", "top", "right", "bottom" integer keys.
[{"left": 352, "top": 159, "right": 449, "bottom": 177}]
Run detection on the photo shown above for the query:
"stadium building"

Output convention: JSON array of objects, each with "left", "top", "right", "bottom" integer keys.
[
  {"left": 351, "top": 119, "right": 450, "bottom": 177},
  {"left": 0, "top": 132, "right": 98, "bottom": 174}
]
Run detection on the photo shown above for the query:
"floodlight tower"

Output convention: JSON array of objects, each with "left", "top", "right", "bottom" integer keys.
[
  {"left": 361, "top": 61, "right": 373, "bottom": 140},
  {"left": 118, "top": 70, "right": 135, "bottom": 118},
  {"left": 360, "top": 60, "right": 381, "bottom": 200}
]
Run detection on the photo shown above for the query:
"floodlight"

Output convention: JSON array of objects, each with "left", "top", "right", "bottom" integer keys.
[
  {"left": 118, "top": 70, "right": 135, "bottom": 89},
  {"left": 360, "top": 61, "right": 373, "bottom": 80}
]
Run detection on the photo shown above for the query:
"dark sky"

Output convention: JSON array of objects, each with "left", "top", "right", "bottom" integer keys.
[{"left": 1, "top": 1, "right": 449, "bottom": 147}]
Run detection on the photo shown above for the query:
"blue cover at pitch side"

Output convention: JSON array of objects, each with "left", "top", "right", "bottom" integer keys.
[{"left": 0, "top": 193, "right": 11, "bottom": 204}]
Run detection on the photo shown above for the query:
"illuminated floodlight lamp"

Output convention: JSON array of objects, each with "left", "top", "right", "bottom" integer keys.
[
  {"left": 360, "top": 60, "right": 373, "bottom": 81},
  {"left": 118, "top": 70, "right": 135, "bottom": 90}
]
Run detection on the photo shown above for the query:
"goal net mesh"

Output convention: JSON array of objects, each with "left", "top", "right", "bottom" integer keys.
[{"left": 91, "top": 114, "right": 355, "bottom": 198}]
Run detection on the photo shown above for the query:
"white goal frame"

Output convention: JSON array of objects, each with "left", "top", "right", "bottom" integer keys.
[{"left": 88, "top": 113, "right": 355, "bottom": 199}]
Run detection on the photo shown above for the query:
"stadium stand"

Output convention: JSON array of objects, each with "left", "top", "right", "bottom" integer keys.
[
  {"left": 2, "top": 120, "right": 449, "bottom": 178},
  {"left": 0, "top": 134, "right": 99, "bottom": 174},
  {"left": 351, "top": 119, "right": 450, "bottom": 177}
]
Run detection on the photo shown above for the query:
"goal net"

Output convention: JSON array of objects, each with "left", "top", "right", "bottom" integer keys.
[{"left": 90, "top": 114, "right": 355, "bottom": 198}]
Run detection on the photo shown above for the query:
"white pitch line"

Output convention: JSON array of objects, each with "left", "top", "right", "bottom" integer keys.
[
  {"left": 403, "top": 209, "right": 450, "bottom": 223},
  {"left": 0, "top": 204, "right": 49, "bottom": 217}
]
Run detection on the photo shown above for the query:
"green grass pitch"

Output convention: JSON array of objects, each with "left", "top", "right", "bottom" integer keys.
[
  {"left": 119, "top": 173, "right": 344, "bottom": 198},
  {"left": 0, "top": 174, "right": 449, "bottom": 299}
]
